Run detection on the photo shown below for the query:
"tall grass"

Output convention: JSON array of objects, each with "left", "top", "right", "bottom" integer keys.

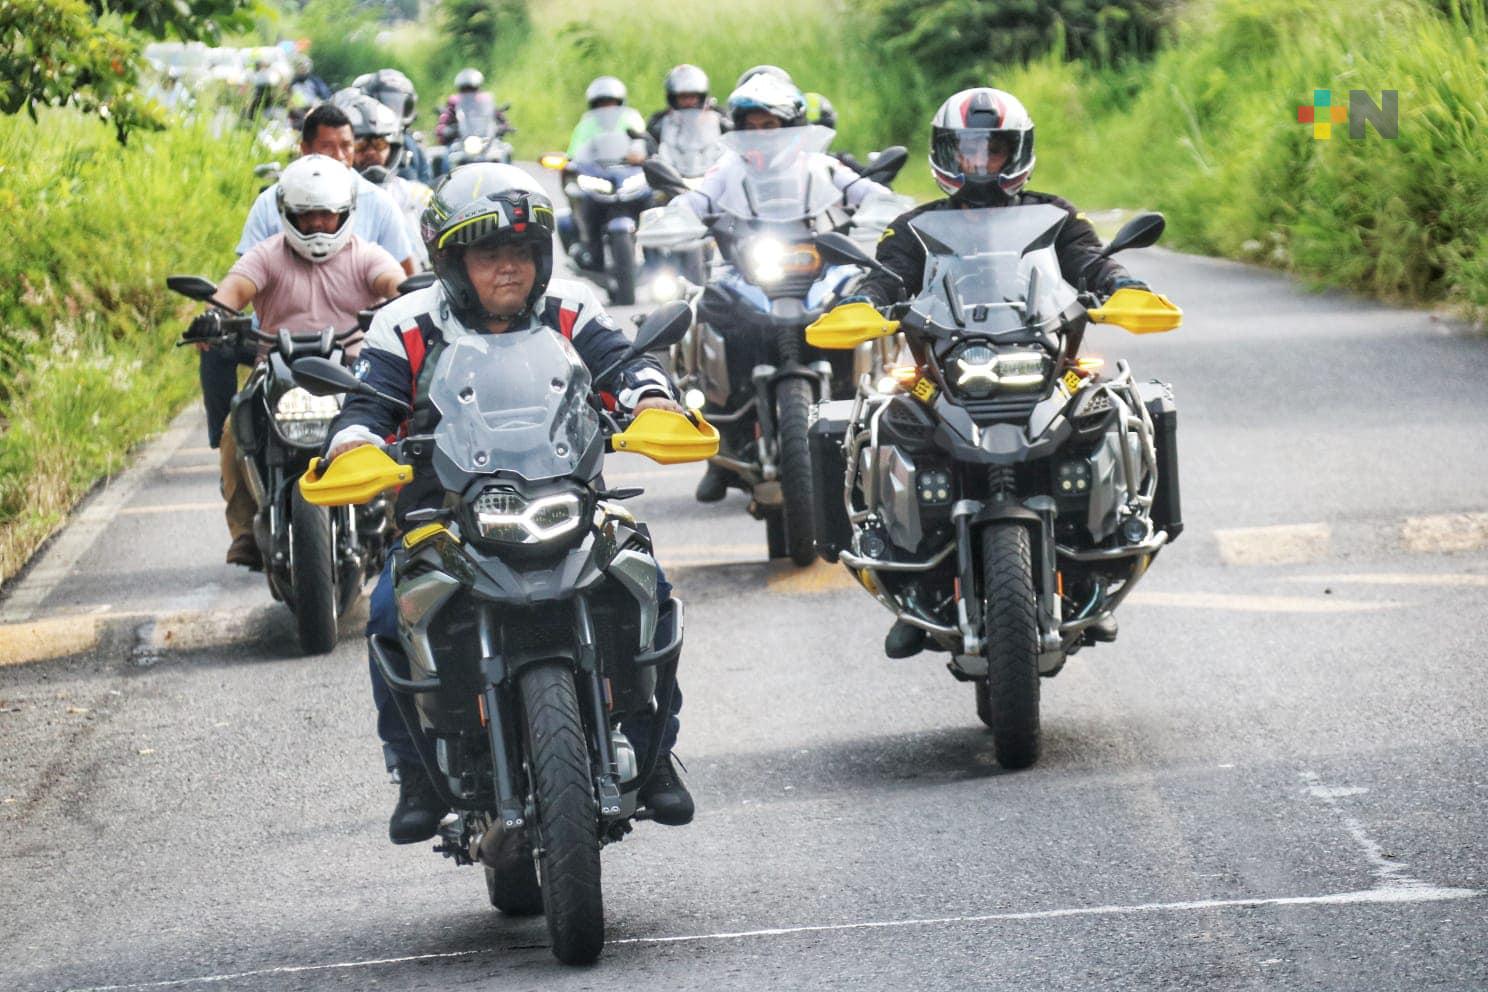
[
  {"left": 0, "top": 110, "right": 258, "bottom": 584},
  {"left": 995, "top": 0, "right": 1488, "bottom": 310}
]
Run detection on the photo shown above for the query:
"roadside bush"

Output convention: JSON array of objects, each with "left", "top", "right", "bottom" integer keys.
[{"left": 0, "top": 110, "right": 257, "bottom": 583}]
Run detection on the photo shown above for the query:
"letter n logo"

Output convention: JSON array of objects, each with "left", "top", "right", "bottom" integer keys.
[{"left": 1349, "top": 90, "right": 1399, "bottom": 139}]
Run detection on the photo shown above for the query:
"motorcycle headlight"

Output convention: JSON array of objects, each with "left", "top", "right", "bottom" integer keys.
[
  {"left": 948, "top": 345, "right": 1049, "bottom": 400},
  {"left": 651, "top": 272, "right": 681, "bottom": 301},
  {"left": 462, "top": 135, "right": 485, "bottom": 155},
  {"left": 273, "top": 387, "right": 341, "bottom": 446},
  {"left": 745, "top": 237, "right": 787, "bottom": 284},
  {"left": 471, "top": 487, "right": 586, "bottom": 545},
  {"left": 576, "top": 173, "right": 615, "bottom": 195}
]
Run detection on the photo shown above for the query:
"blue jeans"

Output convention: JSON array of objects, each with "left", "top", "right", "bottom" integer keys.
[{"left": 367, "top": 556, "right": 683, "bottom": 770}]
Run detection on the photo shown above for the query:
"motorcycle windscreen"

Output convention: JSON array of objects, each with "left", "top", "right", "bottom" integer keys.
[
  {"left": 574, "top": 106, "right": 638, "bottom": 165},
  {"left": 657, "top": 108, "right": 724, "bottom": 178},
  {"left": 428, "top": 330, "right": 601, "bottom": 484},
  {"left": 454, "top": 93, "right": 497, "bottom": 138},
  {"left": 715, "top": 124, "right": 841, "bottom": 221},
  {"left": 909, "top": 205, "right": 1078, "bottom": 335}
]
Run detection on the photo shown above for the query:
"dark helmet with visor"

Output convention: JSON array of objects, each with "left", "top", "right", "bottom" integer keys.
[
  {"left": 929, "top": 87, "right": 1036, "bottom": 204},
  {"left": 421, "top": 164, "right": 556, "bottom": 324}
]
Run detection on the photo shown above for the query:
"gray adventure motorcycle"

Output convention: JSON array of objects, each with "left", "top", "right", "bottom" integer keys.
[
  {"left": 292, "top": 302, "right": 717, "bottom": 964},
  {"left": 804, "top": 211, "right": 1183, "bottom": 768}
]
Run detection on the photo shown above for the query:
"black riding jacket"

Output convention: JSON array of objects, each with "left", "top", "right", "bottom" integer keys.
[{"left": 857, "top": 191, "right": 1137, "bottom": 309}]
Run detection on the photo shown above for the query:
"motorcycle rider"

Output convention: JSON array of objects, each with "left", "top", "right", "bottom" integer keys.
[
  {"left": 645, "top": 63, "right": 729, "bottom": 143},
  {"left": 188, "top": 155, "right": 406, "bottom": 569},
  {"left": 320, "top": 164, "right": 696, "bottom": 843},
  {"left": 201, "top": 103, "right": 418, "bottom": 565},
  {"left": 849, "top": 87, "right": 1149, "bottom": 657},
  {"left": 435, "top": 68, "right": 511, "bottom": 147},
  {"left": 287, "top": 53, "right": 331, "bottom": 129},
  {"left": 562, "top": 76, "right": 649, "bottom": 271},
  {"left": 667, "top": 74, "right": 894, "bottom": 502},
  {"left": 336, "top": 91, "right": 432, "bottom": 270},
  {"left": 354, "top": 68, "right": 431, "bottom": 183}
]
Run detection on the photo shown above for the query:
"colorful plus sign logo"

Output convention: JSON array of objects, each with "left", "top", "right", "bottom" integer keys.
[
  {"left": 1296, "top": 88, "right": 1400, "bottom": 140},
  {"left": 1297, "top": 89, "right": 1349, "bottom": 139}
]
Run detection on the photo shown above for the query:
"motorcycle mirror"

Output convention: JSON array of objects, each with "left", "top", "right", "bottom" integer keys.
[
  {"left": 858, "top": 145, "right": 907, "bottom": 184},
  {"left": 252, "top": 161, "right": 282, "bottom": 178},
  {"left": 631, "top": 299, "right": 693, "bottom": 354},
  {"left": 497, "top": 102, "right": 512, "bottom": 113},
  {"left": 291, "top": 356, "right": 362, "bottom": 397},
  {"left": 166, "top": 275, "right": 219, "bottom": 302},
  {"left": 815, "top": 232, "right": 904, "bottom": 285},
  {"left": 641, "top": 157, "right": 688, "bottom": 196},
  {"left": 397, "top": 272, "right": 436, "bottom": 294},
  {"left": 1102, "top": 212, "right": 1166, "bottom": 256}
]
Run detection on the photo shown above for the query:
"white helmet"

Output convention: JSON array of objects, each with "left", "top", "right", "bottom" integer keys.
[
  {"left": 276, "top": 154, "right": 357, "bottom": 263},
  {"left": 585, "top": 75, "right": 627, "bottom": 108},
  {"left": 454, "top": 67, "right": 484, "bottom": 92}
]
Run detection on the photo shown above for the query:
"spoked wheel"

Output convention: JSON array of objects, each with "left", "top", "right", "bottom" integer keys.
[
  {"left": 290, "top": 487, "right": 338, "bottom": 655},
  {"left": 774, "top": 378, "right": 818, "bottom": 566},
  {"left": 978, "top": 523, "right": 1041, "bottom": 769},
  {"left": 519, "top": 661, "right": 604, "bottom": 964}
]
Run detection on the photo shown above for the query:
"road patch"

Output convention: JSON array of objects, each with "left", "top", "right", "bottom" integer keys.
[{"left": 1214, "top": 523, "right": 1330, "bottom": 566}]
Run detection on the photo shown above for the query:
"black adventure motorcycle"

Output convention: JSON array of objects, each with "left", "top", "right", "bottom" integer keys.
[
  {"left": 292, "top": 302, "right": 717, "bottom": 964},
  {"left": 170, "top": 273, "right": 432, "bottom": 653},
  {"left": 803, "top": 211, "right": 1183, "bottom": 769}
]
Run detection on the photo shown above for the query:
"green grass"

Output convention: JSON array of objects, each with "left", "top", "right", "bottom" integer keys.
[
  {"left": 994, "top": 0, "right": 1488, "bottom": 310},
  {"left": 0, "top": 109, "right": 258, "bottom": 584}
]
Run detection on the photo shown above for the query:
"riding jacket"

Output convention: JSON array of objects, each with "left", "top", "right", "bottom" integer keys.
[
  {"left": 324, "top": 278, "right": 674, "bottom": 521},
  {"left": 857, "top": 192, "right": 1138, "bottom": 308}
]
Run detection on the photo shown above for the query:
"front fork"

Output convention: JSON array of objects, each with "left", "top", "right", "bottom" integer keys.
[{"left": 951, "top": 488, "right": 1063, "bottom": 660}]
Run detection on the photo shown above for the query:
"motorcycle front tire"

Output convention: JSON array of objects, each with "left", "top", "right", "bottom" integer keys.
[
  {"left": 520, "top": 660, "right": 604, "bottom": 964},
  {"left": 775, "top": 378, "right": 818, "bottom": 566},
  {"left": 290, "top": 486, "right": 338, "bottom": 655},
  {"left": 977, "top": 523, "right": 1040, "bottom": 768}
]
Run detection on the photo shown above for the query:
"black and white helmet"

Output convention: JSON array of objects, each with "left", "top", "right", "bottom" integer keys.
[
  {"left": 454, "top": 68, "right": 484, "bottom": 92},
  {"left": 585, "top": 75, "right": 628, "bottom": 108},
  {"left": 929, "top": 87, "right": 1036, "bottom": 203},
  {"left": 276, "top": 154, "right": 357, "bottom": 263},
  {"left": 353, "top": 68, "right": 418, "bottom": 127},
  {"left": 664, "top": 64, "right": 709, "bottom": 108},
  {"left": 422, "top": 164, "right": 556, "bottom": 323}
]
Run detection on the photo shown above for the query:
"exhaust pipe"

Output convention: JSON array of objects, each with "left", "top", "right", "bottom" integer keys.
[{"left": 474, "top": 815, "right": 528, "bottom": 868}]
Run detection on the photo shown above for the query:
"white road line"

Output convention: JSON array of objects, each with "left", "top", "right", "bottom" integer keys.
[
  {"left": 1286, "top": 572, "right": 1488, "bottom": 588},
  {"left": 53, "top": 884, "right": 1481, "bottom": 991},
  {"left": 116, "top": 502, "right": 220, "bottom": 516},
  {"left": 1300, "top": 772, "right": 1423, "bottom": 889},
  {"left": 1, "top": 407, "right": 198, "bottom": 623},
  {"left": 1127, "top": 591, "right": 1403, "bottom": 614}
]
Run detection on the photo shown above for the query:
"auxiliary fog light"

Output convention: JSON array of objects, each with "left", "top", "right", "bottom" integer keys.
[
  {"left": 1056, "top": 459, "right": 1092, "bottom": 495},
  {"left": 1120, "top": 514, "right": 1151, "bottom": 544}
]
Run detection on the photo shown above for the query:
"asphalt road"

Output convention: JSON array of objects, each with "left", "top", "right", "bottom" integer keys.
[{"left": 1, "top": 172, "right": 1486, "bottom": 991}]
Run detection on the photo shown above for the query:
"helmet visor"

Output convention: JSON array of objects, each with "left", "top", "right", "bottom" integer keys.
[{"left": 931, "top": 127, "right": 1030, "bottom": 182}]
